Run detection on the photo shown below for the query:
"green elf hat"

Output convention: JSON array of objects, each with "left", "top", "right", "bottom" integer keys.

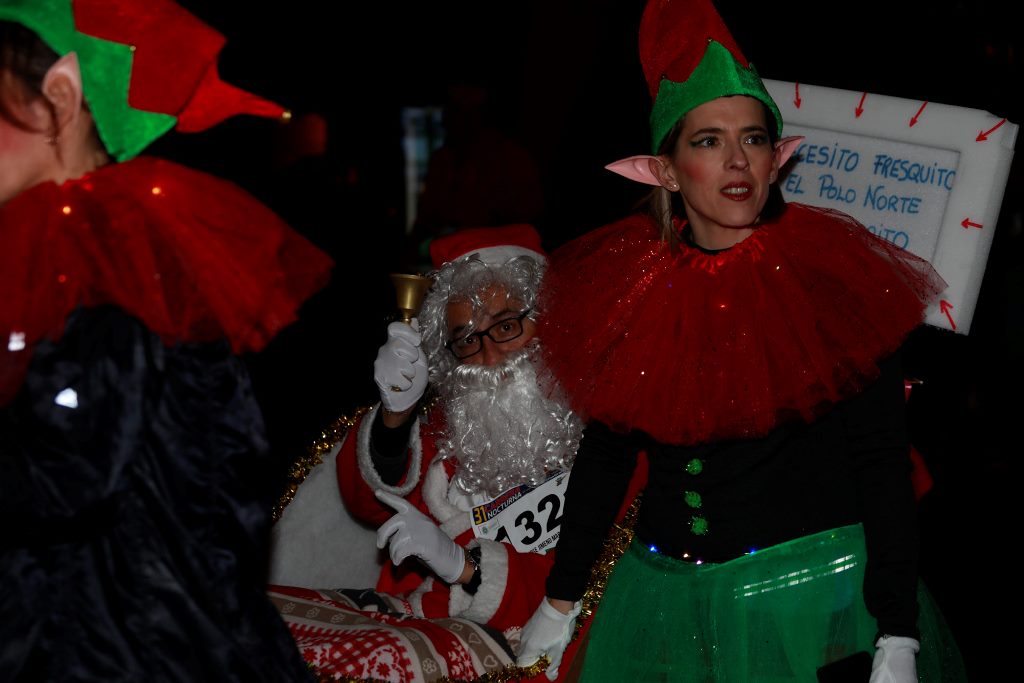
[
  {"left": 0, "top": 0, "right": 289, "bottom": 162},
  {"left": 641, "top": 0, "right": 782, "bottom": 153}
]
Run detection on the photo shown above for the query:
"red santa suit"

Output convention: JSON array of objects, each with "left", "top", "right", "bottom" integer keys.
[
  {"left": 338, "top": 403, "right": 647, "bottom": 638},
  {"left": 337, "top": 403, "right": 568, "bottom": 634}
]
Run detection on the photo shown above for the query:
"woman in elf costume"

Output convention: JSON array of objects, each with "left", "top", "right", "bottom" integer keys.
[
  {"left": 0, "top": 0, "right": 331, "bottom": 680},
  {"left": 515, "top": 0, "right": 967, "bottom": 681}
]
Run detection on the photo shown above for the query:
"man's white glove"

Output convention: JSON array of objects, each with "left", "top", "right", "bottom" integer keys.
[
  {"left": 869, "top": 635, "right": 919, "bottom": 683},
  {"left": 515, "top": 598, "right": 581, "bottom": 681},
  {"left": 375, "top": 489, "right": 465, "bottom": 583},
  {"left": 373, "top": 319, "right": 428, "bottom": 413}
]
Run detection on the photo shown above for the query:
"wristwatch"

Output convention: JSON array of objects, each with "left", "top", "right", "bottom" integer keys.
[{"left": 463, "top": 545, "right": 482, "bottom": 595}]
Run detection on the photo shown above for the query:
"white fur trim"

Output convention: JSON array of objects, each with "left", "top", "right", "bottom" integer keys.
[
  {"left": 422, "top": 458, "right": 471, "bottom": 537},
  {"left": 447, "top": 570, "right": 474, "bottom": 617},
  {"left": 356, "top": 403, "right": 422, "bottom": 496},
  {"left": 407, "top": 576, "right": 433, "bottom": 618},
  {"left": 269, "top": 435, "right": 383, "bottom": 589},
  {"left": 440, "top": 508, "right": 472, "bottom": 539},
  {"left": 470, "top": 246, "right": 545, "bottom": 266},
  {"left": 448, "top": 539, "right": 508, "bottom": 623}
]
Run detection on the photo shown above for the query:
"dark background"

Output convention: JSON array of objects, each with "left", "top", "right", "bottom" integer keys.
[{"left": 155, "top": 2, "right": 1018, "bottom": 678}]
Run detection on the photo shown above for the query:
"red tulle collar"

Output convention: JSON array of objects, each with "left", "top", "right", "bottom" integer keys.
[
  {"left": 536, "top": 205, "right": 945, "bottom": 445},
  {"left": 0, "top": 156, "right": 332, "bottom": 403}
]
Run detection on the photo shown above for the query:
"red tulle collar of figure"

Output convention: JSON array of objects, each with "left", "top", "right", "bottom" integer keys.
[
  {"left": 536, "top": 204, "right": 945, "bottom": 445},
  {"left": 0, "top": 156, "right": 332, "bottom": 401}
]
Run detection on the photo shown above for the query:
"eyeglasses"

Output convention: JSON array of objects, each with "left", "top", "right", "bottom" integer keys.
[{"left": 445, "top": 309, "right": 532, "bottom": 359}]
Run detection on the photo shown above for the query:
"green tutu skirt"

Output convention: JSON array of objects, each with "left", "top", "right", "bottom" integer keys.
[{"left": 579, "top": 524, "right": 965, "bottom": 682}]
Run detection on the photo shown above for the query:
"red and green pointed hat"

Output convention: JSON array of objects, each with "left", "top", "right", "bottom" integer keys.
[
  {"left": 641, "top": 0, "right": 782, "bottom": 152},
  {"left": 0, "top": 0, "right": 288, "bottom": 161}
]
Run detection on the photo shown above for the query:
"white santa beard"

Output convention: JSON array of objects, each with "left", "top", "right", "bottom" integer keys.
[{"left": 440, "top": 348, "right": 581, "bottom": 498}]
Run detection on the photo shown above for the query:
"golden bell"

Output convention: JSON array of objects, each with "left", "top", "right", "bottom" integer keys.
[{"left": 390, "top": 273, "right": 433, "bottom": 324}]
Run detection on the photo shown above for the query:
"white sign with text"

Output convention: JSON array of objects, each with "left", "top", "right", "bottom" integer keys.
[{"left": 763, "top": 78, "right": 1017, "bottom": 334}]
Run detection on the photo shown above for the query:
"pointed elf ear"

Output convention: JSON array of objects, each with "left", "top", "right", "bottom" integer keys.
[
  {"left": 774, "top": 136, "right": 804, "bottom": 170},
  {"left": 604, "top": 155, "right": 664, "bottom": 186},
  {"left": 41, "top": 52, "right": 85, "bottom": 134}
]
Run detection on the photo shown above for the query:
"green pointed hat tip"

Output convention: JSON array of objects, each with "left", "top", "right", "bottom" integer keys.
[{"left": 649, "top": 40, "right": 783, "bottom": 153}]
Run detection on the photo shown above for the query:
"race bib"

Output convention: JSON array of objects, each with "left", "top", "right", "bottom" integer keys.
[{"left": 469, "top": 470, "right": 570, "bottom": 554}]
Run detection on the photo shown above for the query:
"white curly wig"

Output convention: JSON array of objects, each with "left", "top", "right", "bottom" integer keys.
[{"left": 418, "top": 252, "right": 545, "bottom": 385}]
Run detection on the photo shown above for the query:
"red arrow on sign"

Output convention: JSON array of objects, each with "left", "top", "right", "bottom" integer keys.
[
  {"left": 976, "top": 118, "right": 1006, "bottom": 142},
  {"left": 855, "top": 92, "right": 867, "bottom": 118},
  {"left": 909, "top": 101, "right": 928, "bottom": 127},
  {"left": 961, "top": 217, "right": 983, "bottom": 229},
  {"left": 794, "top": 83, "right": 802, "bottom": 109},
  {"left": 940, "top": 300, "right": 956, "bottom": 331}
]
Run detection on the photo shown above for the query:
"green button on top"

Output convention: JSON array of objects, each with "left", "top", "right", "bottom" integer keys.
[
  {"left": 685, "top": 458, "right": 703, "bottom": 475},
  {"left": 684, "top": 490, "right": 702, "bottom": 508}
]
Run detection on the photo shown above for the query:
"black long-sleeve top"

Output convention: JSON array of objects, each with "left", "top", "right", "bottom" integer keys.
[
  {"left": 369, "top": 409, "right": 416, "bottom": 485},
  {"left": 546, "top": 350, "right": 920, "bottom": 639},
  {"left": 0, "top": 305, "right": 313, "bottom": 682}
]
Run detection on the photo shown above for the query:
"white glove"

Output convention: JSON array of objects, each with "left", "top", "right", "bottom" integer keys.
[
  {"left": 373, "top": 319, "right": 428, "bottom": 413},
  {"left": 375, "top": 489, "right": 465, "bottom": 583},
  {"left": 515, "top": 598, "right": 581, "bottom": 681},
  {"left": 869, "top": 635, "right": 919, "bottom": 683}
]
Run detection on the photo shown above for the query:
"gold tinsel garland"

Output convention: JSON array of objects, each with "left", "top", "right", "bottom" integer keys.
[
  {"left": 272, "top": 393, "right": 441, "bottom": 522},
  {"left": 272, "top": 400, "right": 642, "bottom": 682},
  {"left": 575, "top": 492, "right": 642, "bottom": 634},
  {"left": 271, "top": 405, "right": 371, "bottom": 522}
]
